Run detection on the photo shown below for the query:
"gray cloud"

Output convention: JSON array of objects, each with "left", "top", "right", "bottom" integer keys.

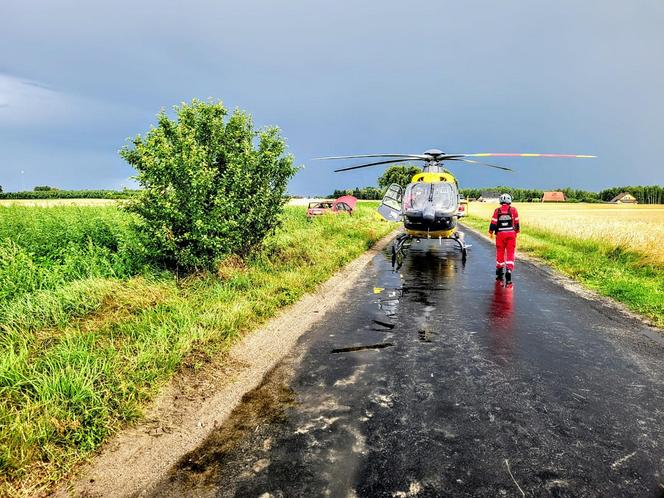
[{"left": 1, "top": 0, "right": 663, "bottom": 193}]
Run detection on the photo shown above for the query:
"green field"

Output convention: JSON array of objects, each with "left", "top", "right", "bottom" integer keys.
[{"left": 0, "top": 203, "right": 394, "bottom": 496}]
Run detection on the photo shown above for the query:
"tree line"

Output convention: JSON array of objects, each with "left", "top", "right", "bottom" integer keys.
[
  {"left": 325, "top": 165, "right": 663, "bottom": 204},
  {"left": 595, "top": 185, "right": 664, "bottom": 204},
  {"left": 459, "top": 187, "right": 601, "bottom": 203},
  {"left": 460, "top": 185, "right": 664, "bottom": 203},
  {"left": 328, "top": 187, "right": 384, "bottom": 200},
  {"left": 0, "top": 189, "right": 138, "bottom": 200}
]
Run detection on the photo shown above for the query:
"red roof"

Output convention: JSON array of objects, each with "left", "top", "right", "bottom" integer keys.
[{"left": 542, "top": 191, "right": 566, "bottom": 202}]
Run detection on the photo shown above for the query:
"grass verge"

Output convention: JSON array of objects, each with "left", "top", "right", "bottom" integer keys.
[
  {"left": 0, "top": 203, "right": 395, "bottom": 496},
  {"left": 462, "top": 214, "right": 663, "bottom": 328}
]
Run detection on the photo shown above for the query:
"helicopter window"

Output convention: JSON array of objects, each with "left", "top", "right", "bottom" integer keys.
[
  {"left": 381, "top": 184, "right": 403, "bottom": 212},
  {"left": 431, "top": 182, "right": 457, "bottom": 211},
  {"left": 403, "top": 183, "right": 430, "bottom": 210}
]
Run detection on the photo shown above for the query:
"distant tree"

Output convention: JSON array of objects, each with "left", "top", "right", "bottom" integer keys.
[
  {"left": 329, "top": 187, "right": 382, "bottom": 200},
  {"left": 34, "top": 186, "right": 57, "bottom": 191},
  {"left": 361, "top": 186, "right": 383, "bottom": 199},
  {"left": 377, "top": 164, "right": 422, "bottom": 189},
  {"left": 328, "top": 189, "right": 351, "bottom": 199},
  {"left": 460, "top": 188, "right": 483, "bottom": 200},
  {"left": 120, "top": 99, "right": 297, "bottom": 271}
]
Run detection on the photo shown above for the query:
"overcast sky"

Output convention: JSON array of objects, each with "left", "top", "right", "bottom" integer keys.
[{"left": 1, "top": 1, "right": 663, "bottom": 195}]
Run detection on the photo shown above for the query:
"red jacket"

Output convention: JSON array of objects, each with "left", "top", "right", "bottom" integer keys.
[{"left": 489, "top": 205, "right": 520, "bottom": 233}]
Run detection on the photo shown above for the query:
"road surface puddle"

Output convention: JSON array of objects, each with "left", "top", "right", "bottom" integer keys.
[{"left": 375, "top": 242, "right": 465, "bottom": 345}]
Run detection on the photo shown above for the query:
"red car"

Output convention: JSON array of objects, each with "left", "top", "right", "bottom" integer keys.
[{"left": 307, "top": 195, "right": 357, "bottom": 218}]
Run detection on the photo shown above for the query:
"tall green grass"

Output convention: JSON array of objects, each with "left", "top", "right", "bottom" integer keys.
[
  {"left": 0, "top": 206, "right": 146, "bottom": 303},
  {"left": 462, "top": 214, "right": 664, "bottom": 327},
  {"left": 0, "top": 202, "right": 395, "bottom": 496}
]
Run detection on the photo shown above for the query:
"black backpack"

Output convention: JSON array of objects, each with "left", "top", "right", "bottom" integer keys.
[{"left": 497, "top": 206, "right": 514, "bottom": 231}]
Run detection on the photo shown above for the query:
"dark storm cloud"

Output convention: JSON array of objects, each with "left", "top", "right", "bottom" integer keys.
[{"left": 1, "top": 0, "right": 663, "bottom": 193}]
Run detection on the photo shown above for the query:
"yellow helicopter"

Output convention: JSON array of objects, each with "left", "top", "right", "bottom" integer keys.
[{"left": 317, "top": 149, "right": 595, "bottom": 267}]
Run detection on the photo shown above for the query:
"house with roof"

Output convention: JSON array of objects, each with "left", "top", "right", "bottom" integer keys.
[
  {"left": 542, "top": 191, "right": 566, "bottom": 202},
  {"left": 478, "top": 190, "right": 501, "bottom": 203},
  {"left": 609, "top": 192, "right": 638, "bottom": 204}
]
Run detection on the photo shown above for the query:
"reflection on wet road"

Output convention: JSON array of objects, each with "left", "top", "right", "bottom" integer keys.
[
  {"left": 489, "top": 281, "right": 515, "bottom": 363},
  {"left": 150, "top": 231, "right": 664, "bottom": 498}
]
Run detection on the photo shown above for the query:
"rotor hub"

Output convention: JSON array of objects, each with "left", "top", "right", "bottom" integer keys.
[
  {"left": 423, "top": 148, "right": 445, "bottom": 160},
  {"left": 422, "top": 149, "right": 446, "bottom": 172}
]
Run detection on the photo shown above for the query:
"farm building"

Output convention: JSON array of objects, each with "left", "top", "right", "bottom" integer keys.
[
  {"left": 479, "top": 190, "right": 501, "bottom": 203},
  {"left": 542, "top": 191, "right": 566, "bottom": 202},
  {"left": 609, "top": 192, "right": 638, "bottom": 204}
]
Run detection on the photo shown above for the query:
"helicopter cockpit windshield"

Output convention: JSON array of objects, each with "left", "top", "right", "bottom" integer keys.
[{"left": 403, "top": 182, "right": 458, "bottom": 216}]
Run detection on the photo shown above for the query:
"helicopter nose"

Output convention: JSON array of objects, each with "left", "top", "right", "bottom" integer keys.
[{"left": 423, "top": 205, "right": 435, "bottom": 222}]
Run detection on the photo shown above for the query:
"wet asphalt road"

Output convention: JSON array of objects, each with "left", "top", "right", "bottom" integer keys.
[{"left": 150, "top": 230, "right": 664, "bottom": 498}]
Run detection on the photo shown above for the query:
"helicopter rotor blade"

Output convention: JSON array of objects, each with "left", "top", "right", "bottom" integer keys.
[
  {"left": 450, "top": 153, "right": 596, "bottom": 159},
  {"left": 315, "top": 153, "right": 429, "bottom": 160},
  {"left": 333, "top": 158, "right": 420, "bottom": 172},
  {"left": 447, "top": 158, "right": 513, "bottom": 171}
]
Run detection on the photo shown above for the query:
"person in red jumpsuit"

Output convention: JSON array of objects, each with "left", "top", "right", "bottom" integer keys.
[{"left": 488, "top": 193, "right": 520, "bottom": 284}]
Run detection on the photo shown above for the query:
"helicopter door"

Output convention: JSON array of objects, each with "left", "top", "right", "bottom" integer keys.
[{"left": 378, "top": 183, "right": 403, "bottom": 222}]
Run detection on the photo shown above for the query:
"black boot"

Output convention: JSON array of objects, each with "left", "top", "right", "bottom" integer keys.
[
  {"left": 495, "top": 267, "right": 504, "bottom": 281},
  {"left": 505, "top": 270, "right": 512, "bottom": 285}
]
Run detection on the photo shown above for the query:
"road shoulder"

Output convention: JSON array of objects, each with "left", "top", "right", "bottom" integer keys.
[{"left": 55, "top": 230, "right": 399, "bottom": 498}]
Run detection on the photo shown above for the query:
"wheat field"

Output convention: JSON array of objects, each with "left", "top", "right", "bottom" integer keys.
[{"left": 467, "top": 202, "right": 664, "bottom": 266}]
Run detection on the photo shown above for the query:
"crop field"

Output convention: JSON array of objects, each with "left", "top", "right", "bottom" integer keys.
[
  {"left": 463, "top": 202, "right": 664, "bottom": 326},
  {"left": 0, "top": 202, "right": 393, "bottom": 496},
  {"left": 467, "top": 202, "right": 664, "bottom": 266}
]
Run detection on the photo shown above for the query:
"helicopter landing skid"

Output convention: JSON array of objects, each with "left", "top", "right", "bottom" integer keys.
[
  {"left": 452, "top": 231, "right": 469, "bottom": 262},
  {"left": 391, "top": 231, "right": 469, "bottom": 270},
  {"left": 391, "top": 233, "right": 412, "bottom": 269}
]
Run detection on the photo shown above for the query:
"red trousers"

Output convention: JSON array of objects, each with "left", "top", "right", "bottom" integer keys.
[{"left": 496, "top": 231, "right": 517, "bottom": 271}]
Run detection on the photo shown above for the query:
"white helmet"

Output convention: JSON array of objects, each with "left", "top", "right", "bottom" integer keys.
[{"left": 499, "top": 193, "right": 512, "bottom": 204}]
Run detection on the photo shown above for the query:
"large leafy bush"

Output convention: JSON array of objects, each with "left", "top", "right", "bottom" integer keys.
[{"left": 120, "top": 99, "right": 297, "bottom": 271}]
